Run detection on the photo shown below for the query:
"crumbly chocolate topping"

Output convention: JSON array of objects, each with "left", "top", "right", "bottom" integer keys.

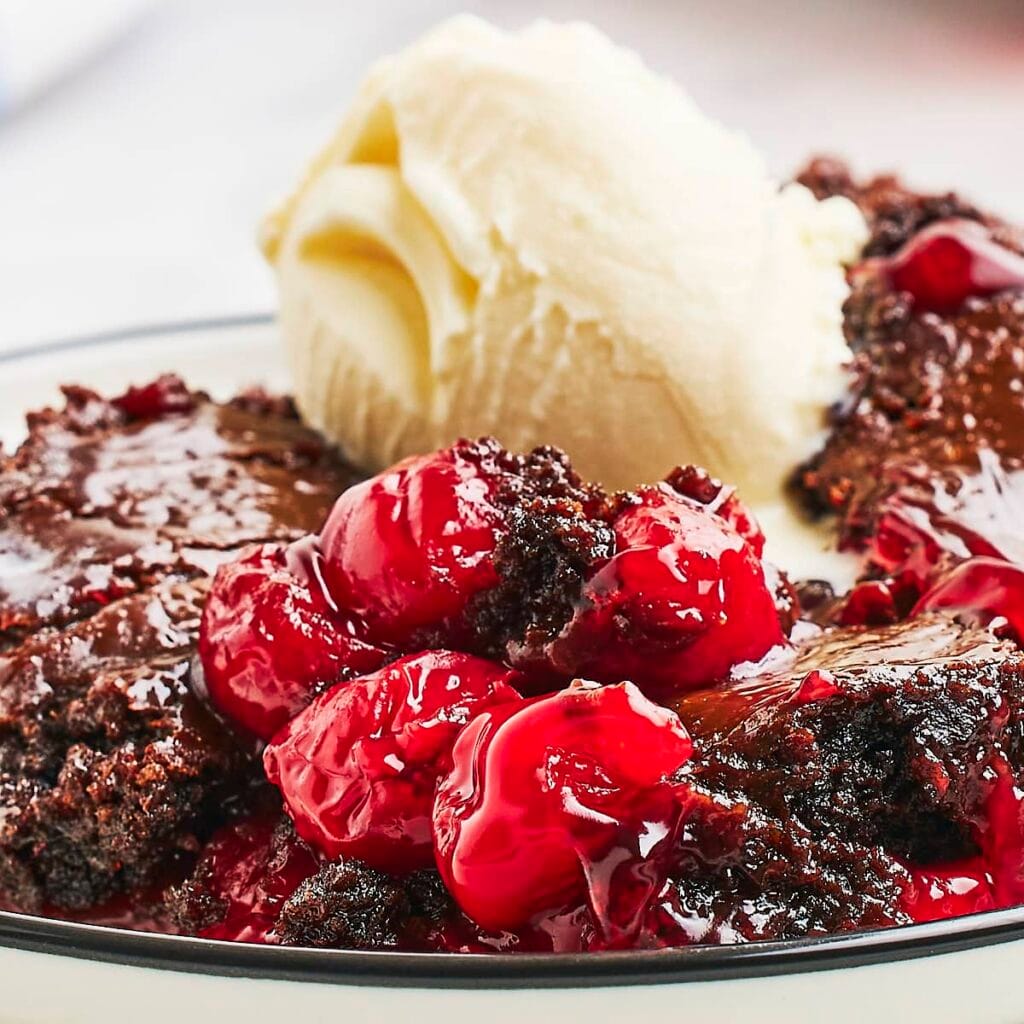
[
  {"left": 276, "top": 860, "right": 453, "bottom": 950},
  {"left": 466, "top": 440, "right": 617, "bottom": 662}
]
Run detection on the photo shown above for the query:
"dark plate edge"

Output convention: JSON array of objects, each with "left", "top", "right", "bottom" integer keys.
[
  {"left": 4, "top": 907, "right": 1024, "bottom": 989},
  {"left": 2, "top": 316, "right": 1024, "bottom": 988}
]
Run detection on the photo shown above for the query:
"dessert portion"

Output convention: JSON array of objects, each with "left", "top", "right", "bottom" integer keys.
[
  {"left": 5, "top": 16, "right": 1024, "bottom": 958},
  {"left": 5, "top": 154, "right": 1024, "bottom": 947}
]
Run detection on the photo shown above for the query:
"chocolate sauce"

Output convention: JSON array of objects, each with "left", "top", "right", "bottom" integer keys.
[{"left": 0, "top": 377, "right": 358, "bottom": 646}]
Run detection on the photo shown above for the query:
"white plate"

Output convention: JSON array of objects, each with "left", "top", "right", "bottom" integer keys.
[{"left": 1, "top": 317, "right": 1023, "bottom": 1024}]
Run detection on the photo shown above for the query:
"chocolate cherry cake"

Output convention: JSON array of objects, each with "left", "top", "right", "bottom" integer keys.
[{"left": 5, "top": 163, "right": 1024, "bottom": 953}]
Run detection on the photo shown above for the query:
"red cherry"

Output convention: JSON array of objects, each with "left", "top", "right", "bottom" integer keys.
[
  {"left": 187, "top": 815, "right": 319, "bottom": 943},
  {"left": 113, "top": 374, "right": 196, "bottom": 419},
  {"left": 913, "top": 557, "right": 1024, "bottom": 643},
  {"left": 838, "top": 580, "right": 900, "bottom": 627},
  {"left": 869, "top": 503, "right": 948, "bottom": 595},
  {"left": 433, "top": 680, "right": 693, "bottom": 941},
  {"left": 264, "top": 651, "right": 522, "bottom": 873},
  {"left": 862, "top": 455, "right": 1024, "bottom": 609},
  {"left": 880, "top": 219, "right": 1024, "bottom": 313},
  {"left": 663, "top": 465, "right": 766, "bottom": 557},
  {"left": 199, "top": 540, "right": 391, "bottom": 740},
  {"left": 902, "top": 858, "right": 996, "bottom": 924},
  {"left": 532, "top": 485, "right": 784, "bottom": 697},
  {"left": 319, "top": 442, "right": 512, "bottom": 646},
  {"left": 792, "top": 669, "right": 842, "bottom": 705}
]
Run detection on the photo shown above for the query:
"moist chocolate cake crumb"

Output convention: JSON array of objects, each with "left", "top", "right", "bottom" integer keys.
[
  {"left": 470, "top": 499, "right": 615, "bottom": 662},
  {"left": 663, "top": 793, "right": 913, "bottom": 942},
  {"left": 659, "top": 615, "right": 1024, "bottom": 941},
  {"left": 466, "top": 440, "right": 616, "bottom": 661},
  {"left": 275, "top": 860, "right": 453, "bottom": 950},
  {"left": 678, "top": 616, "right": 1024, "bottom": 867},
  {"left": 0, "top": 580, "right": 260, "bottom": 912}
]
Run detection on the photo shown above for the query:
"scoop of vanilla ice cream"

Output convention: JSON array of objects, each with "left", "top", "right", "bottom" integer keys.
[{"left": 262, "top": 15, "right": 867, "bottom": 501}]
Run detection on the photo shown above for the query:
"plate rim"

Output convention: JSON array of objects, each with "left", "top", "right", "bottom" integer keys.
[
  {"left": 0, "top": 312, "right": 275, "bottom": 366},
  {"left": 2, "top": 315, "right": 1024, "bottom": 988}
]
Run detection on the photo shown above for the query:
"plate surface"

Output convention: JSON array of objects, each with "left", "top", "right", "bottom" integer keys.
[{"left": 1, "top": 317, "right": 1023, "bottom": 1024}]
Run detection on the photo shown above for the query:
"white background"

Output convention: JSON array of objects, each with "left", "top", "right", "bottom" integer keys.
[{"left": 1, "top": 0, "right": 1023, "bottom": 351}]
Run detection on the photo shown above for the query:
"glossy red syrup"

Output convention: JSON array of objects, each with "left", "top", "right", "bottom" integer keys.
[
  {"left": 903, "top": 859, "right": 997, "bottom": 923},
  {"left": 188, "top": 815, "right": 319, "bottom": 943},
  {"left": 913, "top": 557, "right": 1024, "bottom": 643},
  {"left": 843, "top": 453, "right": 1024, "bottom": 626},
  {"left": 975, "top": 758, "right": 1024, "bottom": 908}
]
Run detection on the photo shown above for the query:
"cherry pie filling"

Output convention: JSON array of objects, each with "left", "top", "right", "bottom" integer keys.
[{"left": 6, "top": 164, "right": 1024, "bottom": 951}]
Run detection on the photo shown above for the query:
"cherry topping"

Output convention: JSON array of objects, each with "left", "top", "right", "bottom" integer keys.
[
  {"left": 861, "top": 453, "right": 1024, "bottom": 611},
  {"left": 975, "top": 757, "right": 1024, "bottom": 907},
  {"left": 663, "top": 465, "right": 766, "bottom": 557},
  {"left": 113, "top": 374, "right": 196, "bottom": 419},
  {"left": 902, "top": 858, "right": 996, "bottom": 924},
  {"left": 878, "top": 218, "right": 1024, "bottom": 313},
  {"left": 199, "top": 540, "right": 391, "bottom": 740},
  {"left": 319, "top": 442, "right": 511, "bottom": 646},
  {"left": 532, "top": 485, "right": 783, "bottom": 697},
  {"left": 264, "top": 651, "right": 522, "bottom": 873},
  {"left": 433, "top": 680, "right": 693, "bottom": 940},
  {"left": 181, "top": 815, "right": 319, "bottom": 943},
  {"left": 913, "top": 557, "right": 1024, "bottom": 643},
  {"left": 838, "top": 580, "right": 900, "bottom": 627}
]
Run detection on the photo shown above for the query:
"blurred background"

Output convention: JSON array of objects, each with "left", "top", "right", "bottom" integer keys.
[{"left": 1, "top": 0, "right": 1023, "bottom": 351}]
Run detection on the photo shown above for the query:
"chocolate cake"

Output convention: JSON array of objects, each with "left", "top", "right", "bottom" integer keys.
[
  {"left": 663, "top": 616, "right": 1024, "bottom": 942},
  {"left": 0, "top": 377, "right": 355, "bottom": 915}
]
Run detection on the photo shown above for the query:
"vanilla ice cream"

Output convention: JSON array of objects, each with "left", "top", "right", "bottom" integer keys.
[{"left": 262, "top": 16, "right": 867, "bottom": 505}]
